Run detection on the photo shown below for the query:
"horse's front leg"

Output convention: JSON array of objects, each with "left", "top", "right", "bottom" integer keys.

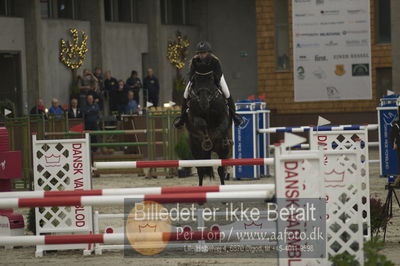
[
  {"left": 201, "top": 129, "right": 213, "bottom": 151},
  {"left": 189, "top": 134, "right": 212, "bottom": 186},
  {"left": 190, "top": 117, "right": 213, "bottom": 151},
  {"left": 197, "top": 167, "right": 206, "bottom": 186}
]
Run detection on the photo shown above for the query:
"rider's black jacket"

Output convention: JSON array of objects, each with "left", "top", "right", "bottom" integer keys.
[{"left": 189, "top": 54, "right": 223, "bottom": 84}]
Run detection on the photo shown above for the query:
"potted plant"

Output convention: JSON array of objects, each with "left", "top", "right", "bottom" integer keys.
[
  {"left": 175, "top": 133, "right": 193, "bottom": 177},
  {"left": 167, "top": 31, "right": 190, "bottom": 106}
]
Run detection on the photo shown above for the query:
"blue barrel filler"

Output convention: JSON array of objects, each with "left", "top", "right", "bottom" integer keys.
[{"left": 377, "top": 95, "right": 399, "bottom": 176}]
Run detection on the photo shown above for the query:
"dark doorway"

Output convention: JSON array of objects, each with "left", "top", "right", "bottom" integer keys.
[
  {"left": 0, "top": 52, "right": 22, "bottom": 116},
  {"left": 377, "top": 67, "right": 392, "bottom": 99}
]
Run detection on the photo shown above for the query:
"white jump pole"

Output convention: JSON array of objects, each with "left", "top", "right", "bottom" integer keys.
[
  {"left": 0, "top": 190, "right": 275, "bottom": 208},
  {"left": 258, "top": 124, "right": 378, "bottom": 134},
  {"left": 94, "top": 158, "right": 274, "bottom": 170},
  {"left": 0, "top": 184, "right": 275, "bottom": 199},
  {"left": 0, "top": 231, "right": 224, "bottom": 246}
]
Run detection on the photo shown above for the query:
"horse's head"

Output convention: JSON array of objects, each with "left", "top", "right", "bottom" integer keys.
[{"left": 190, "top": 71, "right": 217, "bottom": 112}]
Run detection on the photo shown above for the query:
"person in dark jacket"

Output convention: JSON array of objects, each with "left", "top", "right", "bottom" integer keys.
[
  {"left": 116, "top": 80, "right": 128, "bottom": 114},
  {"left": 173, "top": 41, "right": 243, "bottom": 128},
  {"left": 104, "top": 71, "right": 118, "bottom": 112},
  {"left": 30, "top": 98, "right": 46, "bottom": 117},
  {"left": 143, "top": 68, "right": 160, "bottom": 107},
  {"left": 78, "top": 69, "right": 98, "bottom": 109},
  {"left": 82, "top": 94, "right": 100, "bottom": 151},
  {"left": 94, "top": 67, "right": 104, "bottom": 91},
  {"left": 126, "top": 70, "right": 142, "bottom": 105},
  {"left": 87, "top": 80, "right": 104, "bottom": 111},
  {"left": 68, "top": 98, "right": 82, "bottom": 119}
]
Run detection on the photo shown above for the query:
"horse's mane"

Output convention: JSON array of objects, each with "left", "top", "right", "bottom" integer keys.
[{"left": 192, "top": 71, "right": 216, "bottom": 89}]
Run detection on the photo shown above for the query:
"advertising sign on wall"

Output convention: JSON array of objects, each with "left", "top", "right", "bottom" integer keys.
[{"left": 292, "top": 0, "right": 372, "bottom": 101}]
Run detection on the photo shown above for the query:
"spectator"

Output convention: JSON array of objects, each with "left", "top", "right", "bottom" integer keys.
[
  {"left": 87, "top": 80, "right": 104, "bottom": 111},
  {"left": 143, "top": 68, "right": 160, "bottom": 107},
  {"left": 78, "top": 69, "right": 97, "bottom": 91},
  {"left": 116, "top": 80, "right": 128, "bottom": 114},
  {"left": 104, "top": 71, "right": 118, "bottom": 112},
  {"left": 126, "top": 70, "right": 142, "bottom": 105},
  {"left": 48, "top": 98, "right": 64, "bottom": 118},
  {"left": 124, "top": 90, "right": 138, "bottom": 114},
  {"left": 68, "top": 98, "right": 82, "bottom": 119},
  {"left": 30, "top": 98, "right": 46, "bottom": 116},
  {"left": 94, "top": 67, "right": 104, "bottom": 91},
  {"left": 78, "top": 69, "right": 98, "bottom": 108},
  {"left": 81, "top": 94, "right": 100, "bottom": 151}
]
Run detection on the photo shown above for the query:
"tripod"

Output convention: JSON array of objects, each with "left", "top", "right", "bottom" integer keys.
[{"left": 380, "top": 182, "right": 400, "bottom": 241}]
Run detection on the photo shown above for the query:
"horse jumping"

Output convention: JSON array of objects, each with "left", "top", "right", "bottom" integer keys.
[{"left": 185, "top": 72, "right": 232, "bottom": 186}]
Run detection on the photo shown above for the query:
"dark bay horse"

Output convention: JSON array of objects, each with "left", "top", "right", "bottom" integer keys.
[{"left": 185, "top": 71, "right": 232, "bottom": 186}]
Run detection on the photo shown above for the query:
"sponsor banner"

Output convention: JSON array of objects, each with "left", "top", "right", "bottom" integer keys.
[
  {"left": 292, "top": 0, "right": 372, "bottom": 101},
  {"left": 233, "top": 112, "right": 257, "bottom": 178},
  {"left": 378, "top": 107, "right": 399, "bottom": 176}
]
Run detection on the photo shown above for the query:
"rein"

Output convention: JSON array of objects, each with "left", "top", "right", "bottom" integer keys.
[
  {"left": 189, "top": 87, "right": 221, "bottom": 104},
  {"left": 188, "top": 71, "right": 222, "bottom": 104}
]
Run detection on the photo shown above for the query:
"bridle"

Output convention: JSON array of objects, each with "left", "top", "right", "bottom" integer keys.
[{"left": 188, "top": 71, "right": 222, "bottom": 103}]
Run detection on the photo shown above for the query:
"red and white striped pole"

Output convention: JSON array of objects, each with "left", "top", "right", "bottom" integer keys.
[
  {"left": 94, "top": 158, "right": 274, "bottom": 169},
  {"left": 0, "top": 184, "right": 275, "bottom": 199},
  {"left": 0, "top": 231, "right": 221, "bottom": 246},
  {"left": 0, "top": 190, "right": 274, "bottom": 208}
]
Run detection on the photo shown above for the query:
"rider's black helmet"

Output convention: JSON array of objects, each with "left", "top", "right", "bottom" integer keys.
[{"left": 196, "top": 41, "right": 212, "bottom": 53}]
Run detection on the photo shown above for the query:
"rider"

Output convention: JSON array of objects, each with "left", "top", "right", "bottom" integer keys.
[{"left": 173, "top": 41, "right": 244, "bottom": 128}]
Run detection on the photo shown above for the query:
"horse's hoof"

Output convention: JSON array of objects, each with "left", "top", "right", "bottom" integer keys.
[{"left": 202, "top": 139, "right": 213, "bottom": 151}]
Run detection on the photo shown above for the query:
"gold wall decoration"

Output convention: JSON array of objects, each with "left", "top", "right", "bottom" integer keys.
[
  {"left": 167, "top": 31, "right": 190, "bottom": 70},
  {"left": 59, "top": 28, "right": 88, "bottom": 70}
]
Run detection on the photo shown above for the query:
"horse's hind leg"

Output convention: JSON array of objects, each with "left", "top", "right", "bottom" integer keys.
[
  {"left": 197, "top": 167, "right": 208, "bottom": 186},
  {"left": 197, "top": 165, "right": 212, "bottom": 186},
  {"left": 190, "top": 136, "right": 212, "bottom": 186},
  {"left": 216, "top": 142, "right": 231, "bottom": 186},
  {"left": 197, "top": 167, "right": 203, "bottom": 186}
]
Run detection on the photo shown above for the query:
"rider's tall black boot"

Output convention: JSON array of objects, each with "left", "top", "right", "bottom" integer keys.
[
  {"left": 173, "top": 98, "right": 188, "bottom": 129},
  {"left": 227, "top": 97, "right": 244, "bottom": 126}
]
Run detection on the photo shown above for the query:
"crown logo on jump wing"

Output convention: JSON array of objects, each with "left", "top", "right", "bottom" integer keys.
[
  {"left": 45, "top": 154, "right": 61, "bottom": 164},
  {"left": 0, "top": 160, "right": 5, "bottom": 171},
  {"left": 324, "top": 169, "right": 345, "bottom": 188},
  {"left": 138, "top": 223, "right": 157, "bottom": 233},
  {"left": 244, "top": 221, "right": 263, "bottom": 230}
]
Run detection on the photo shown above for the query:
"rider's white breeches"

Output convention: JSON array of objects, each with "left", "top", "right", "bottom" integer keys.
[
  {"left": 183, "top": 74, "right": 231, "bottom": 99},
  {"left": 183, "top": 81, "right": 192, "bottom": 99},
  {"left": 220, "top": 75, "right": 231, "bottom": 98}
]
